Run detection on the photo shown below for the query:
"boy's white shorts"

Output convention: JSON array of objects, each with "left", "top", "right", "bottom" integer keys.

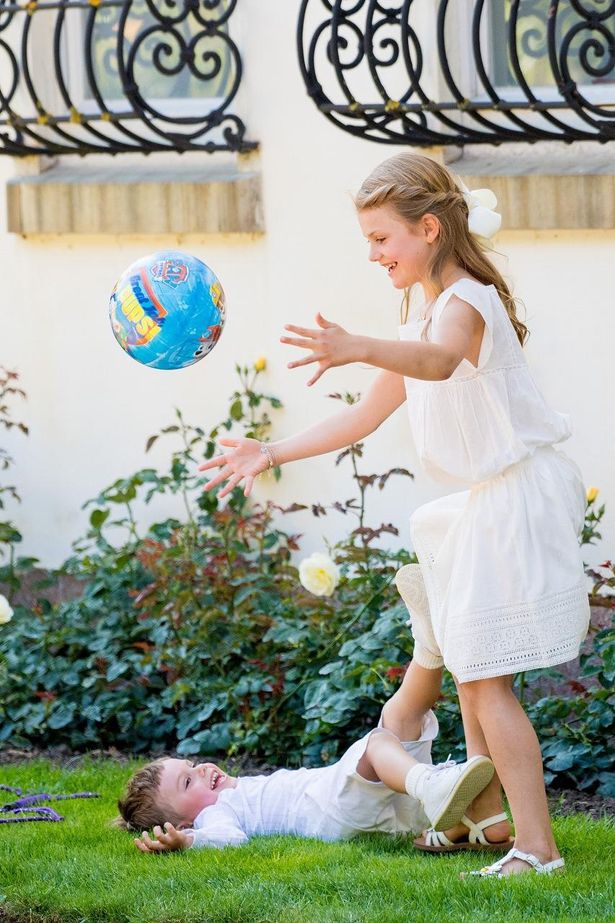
[{"left": 297, "top": 710, "right": 438, "bottom": 841}]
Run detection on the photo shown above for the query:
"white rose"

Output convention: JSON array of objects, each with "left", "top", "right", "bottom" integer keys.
[
  {"left": 299, "top": 552, "right": 340, "bottom": 598},
  {"left": 0, "top": 594, "right": 13, "bottom": 625}
]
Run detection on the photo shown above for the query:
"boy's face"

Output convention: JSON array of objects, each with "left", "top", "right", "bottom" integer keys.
[{"left": 158, "top": 759, "right": 236, "bottom": 826}]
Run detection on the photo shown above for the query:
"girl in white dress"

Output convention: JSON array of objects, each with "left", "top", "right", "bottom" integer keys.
[{"left": 200, "top": 153, "right": 589, "bottom": 878}]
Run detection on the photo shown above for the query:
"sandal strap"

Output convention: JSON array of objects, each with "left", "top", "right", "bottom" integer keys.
[
  {"left": 507, "top": 849, "right": 565, "bottom": 874},
  {"left": 505, "top": 848, "right": 542, "bottom": 870},
  {"left": 423, "top": 828, "right": 455, "bottom": 848},
  {"left": 460, "top": 812, "right": 509, "bottom": 846},
  {"left": 470, "top": 847, "right": 565, "bottom": 877},
  {"left": 475, "top": 812, "right": 509, "bottom": 830}
]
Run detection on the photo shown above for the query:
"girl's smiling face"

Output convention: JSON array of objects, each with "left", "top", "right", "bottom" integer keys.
[
  {"left": 358, "top": 205, "right": 438, "bottom": 290},
  {"left": 158, "top": 759, "right": 236, "bottom": 826}
]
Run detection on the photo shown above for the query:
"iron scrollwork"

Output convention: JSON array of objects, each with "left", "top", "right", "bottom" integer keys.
[
  {"left": 297, "top": 0, "right": 615, "bottom": 145},
  {"left": 0, "top": 0, "right": 256, "bottom": 156}
]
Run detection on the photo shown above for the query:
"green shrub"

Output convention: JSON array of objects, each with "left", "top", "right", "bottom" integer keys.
[{"left": 529, "top": 625, "right": 614, "bottom": 796}]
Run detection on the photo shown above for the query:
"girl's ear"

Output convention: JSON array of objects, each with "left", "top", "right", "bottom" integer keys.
[{"left": 422, "top": 213, "right": 440, "bottom": 244}]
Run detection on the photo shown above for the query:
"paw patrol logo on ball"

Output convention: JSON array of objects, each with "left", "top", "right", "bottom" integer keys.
[
  {"left": 150, "top": 258, "right": 189, "bottom": 286},
  {"left": 109, "top": 250, "right": 226, "bottom": 371}
]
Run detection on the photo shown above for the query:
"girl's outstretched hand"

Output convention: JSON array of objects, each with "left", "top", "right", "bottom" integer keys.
[
  {"left": 198, "top": 437, "right": 268, "bottom": 498},
  {"left": 281, "top": 312, "right": 360, "bottom": 386}
]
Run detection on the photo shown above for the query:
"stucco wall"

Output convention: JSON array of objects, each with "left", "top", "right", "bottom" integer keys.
[{"left": 1, "top": 1, "right": 613, "bottom": 572}]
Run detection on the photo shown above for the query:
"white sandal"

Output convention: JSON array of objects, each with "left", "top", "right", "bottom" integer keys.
[
  {"left": 463, "top": 846, "right": 565, "bottom": 878},
  {"left": 414, "top": 812, "right": 513, "bottom": 853}
]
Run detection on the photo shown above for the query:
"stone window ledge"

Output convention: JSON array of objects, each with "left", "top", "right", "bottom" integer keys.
[
  {"left": 452, "top": 142, "right": 615, "bottom": 230},
  {"left": 6, "top": 162, "right": 264, "bottom": 236}
]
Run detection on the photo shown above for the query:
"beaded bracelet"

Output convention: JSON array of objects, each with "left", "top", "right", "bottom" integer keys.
[{"left": 260, "top": 443, "right": 277, "bottom": 470}]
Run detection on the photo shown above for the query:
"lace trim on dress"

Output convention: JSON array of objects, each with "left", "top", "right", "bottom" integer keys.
[{"left": 445, "top": 581, "right": 590, "bottom": 682}]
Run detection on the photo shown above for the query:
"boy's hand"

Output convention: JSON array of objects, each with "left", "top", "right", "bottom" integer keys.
[
  {"left": 281, "top": 313, "right": 362, "bottom": 386},
  {"left": 134, "top": 822, "right": 193, "bottom": 854}
]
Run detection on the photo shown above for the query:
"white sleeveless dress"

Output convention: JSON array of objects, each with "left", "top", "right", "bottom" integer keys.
[{"left": 398, "top": 277, "right": 590, "bottom": 683}]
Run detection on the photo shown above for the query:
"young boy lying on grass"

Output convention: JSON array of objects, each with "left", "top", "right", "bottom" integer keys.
[{"left": 116, "top": 666, "right": 496, "bottom": 854}]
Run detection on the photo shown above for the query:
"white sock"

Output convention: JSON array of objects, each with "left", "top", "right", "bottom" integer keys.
[{"left": 405, "top": 763, "right": 429, "bottom": 800}]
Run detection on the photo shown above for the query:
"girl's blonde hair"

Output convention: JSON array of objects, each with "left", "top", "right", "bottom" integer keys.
[{"left": 354, "top": 153, "right": 528, "bottom": 346}]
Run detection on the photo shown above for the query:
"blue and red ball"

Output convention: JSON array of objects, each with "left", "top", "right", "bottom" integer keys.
[{"left": 109, "top": 250, "right": 226, "bottom": 370}]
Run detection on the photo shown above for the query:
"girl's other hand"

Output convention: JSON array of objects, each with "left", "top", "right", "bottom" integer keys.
[
  {"left": 198, "top": 437, "right": 268, "bottom": 498},
  {"left": 281, "top": 312, "right": 361, "bottom": 386}
]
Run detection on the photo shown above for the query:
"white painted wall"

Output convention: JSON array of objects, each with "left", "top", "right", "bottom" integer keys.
[{"left": 1, "top": 1, "right": 613, "bottom": 573}]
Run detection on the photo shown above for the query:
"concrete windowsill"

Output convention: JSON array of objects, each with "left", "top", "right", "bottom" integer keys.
[
  {"left": 452, "top": 141, "right": 615, "bottom": 230},
  {"left": 6, "top": 162, "right": 265, "bottom": 236}
]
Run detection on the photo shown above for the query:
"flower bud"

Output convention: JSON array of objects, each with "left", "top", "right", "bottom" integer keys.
[
  {"left": 254, "top": 357, "right": 267, "bottom": 372},
  {"left": 586, "top": 486, "right": 599, "bottom": 504}
]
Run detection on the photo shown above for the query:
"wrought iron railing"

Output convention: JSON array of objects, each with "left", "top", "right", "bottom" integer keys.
[
  {"left": 298, "top": 1, "right": 615, "bottom": 146},
  {"left": 0, "top": 0, "right": 256, "bottom": 156}
]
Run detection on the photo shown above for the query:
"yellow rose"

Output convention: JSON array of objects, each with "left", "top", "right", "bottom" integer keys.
[
  {"left": 299, "top": 552, "right": 340, "bottom": 598},
  {"left": 0, "top": 594, "right": 13, "bottom": 625},
  {"left": 586, "top": 486, "right": 599, "bottom": 504},
  {"left": 254, "top": 357, "right": 267, "bottom": 372}
]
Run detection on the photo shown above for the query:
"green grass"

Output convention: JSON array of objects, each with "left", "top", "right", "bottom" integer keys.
[{"left": 0, "top": 759, "right": 613, "bottom": 923}]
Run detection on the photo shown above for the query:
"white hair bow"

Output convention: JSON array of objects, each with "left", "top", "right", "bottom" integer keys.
[{"left": 458, "top": 181, "right": 502, "bottom": 240}]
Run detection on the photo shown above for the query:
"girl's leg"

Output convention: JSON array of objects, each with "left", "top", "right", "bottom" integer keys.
[
  {"left": 459, "top": 675, "right": 559, "bottom": 875},
  {"left": 413, "top": 678, "right": 512, "bottom": 846}
]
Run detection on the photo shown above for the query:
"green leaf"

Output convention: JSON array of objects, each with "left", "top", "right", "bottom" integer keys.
[
  {"left": 229, "top": 400, "right": 243, "bottom": 422},
  {"left": 597, "top": 772, "right": 615, "bottom": 797},
  {"left": 106, "top": 661, "right": 129, "bottom": 682},
  {"left": 89, "top": 509, "right": 110, "bottom": 530},
  {"left": 47, "top": 703, "right": 76, "bottom": 730},
  {"left": 0, "top": 522, "right": 22, "bottom": 544}
]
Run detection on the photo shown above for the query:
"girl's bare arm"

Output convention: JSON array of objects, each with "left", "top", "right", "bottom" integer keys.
[
  {"left": 273, "top": 369, "right": 406, "bottom": 464},
  {"left": 199, "top": 370, "right": 406, "bottom": 497},
  {"left": 282, "top": 297, "right": 484, "bottom": 384}
]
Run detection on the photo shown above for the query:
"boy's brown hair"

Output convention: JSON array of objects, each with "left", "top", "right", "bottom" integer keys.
[{"left": 114, "top": 759, "right": 183, "bottom": 832}]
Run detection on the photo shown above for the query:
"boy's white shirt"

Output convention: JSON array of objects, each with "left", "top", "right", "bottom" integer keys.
[
  {"left": 188, "top": 793, "right": 249, "bottom": 848},
  {"left": 186, "top": 712, "right": 438, "bottom": 848},
  {"left": 188, "top": 767, "right": 332, "bottom": 848}
]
